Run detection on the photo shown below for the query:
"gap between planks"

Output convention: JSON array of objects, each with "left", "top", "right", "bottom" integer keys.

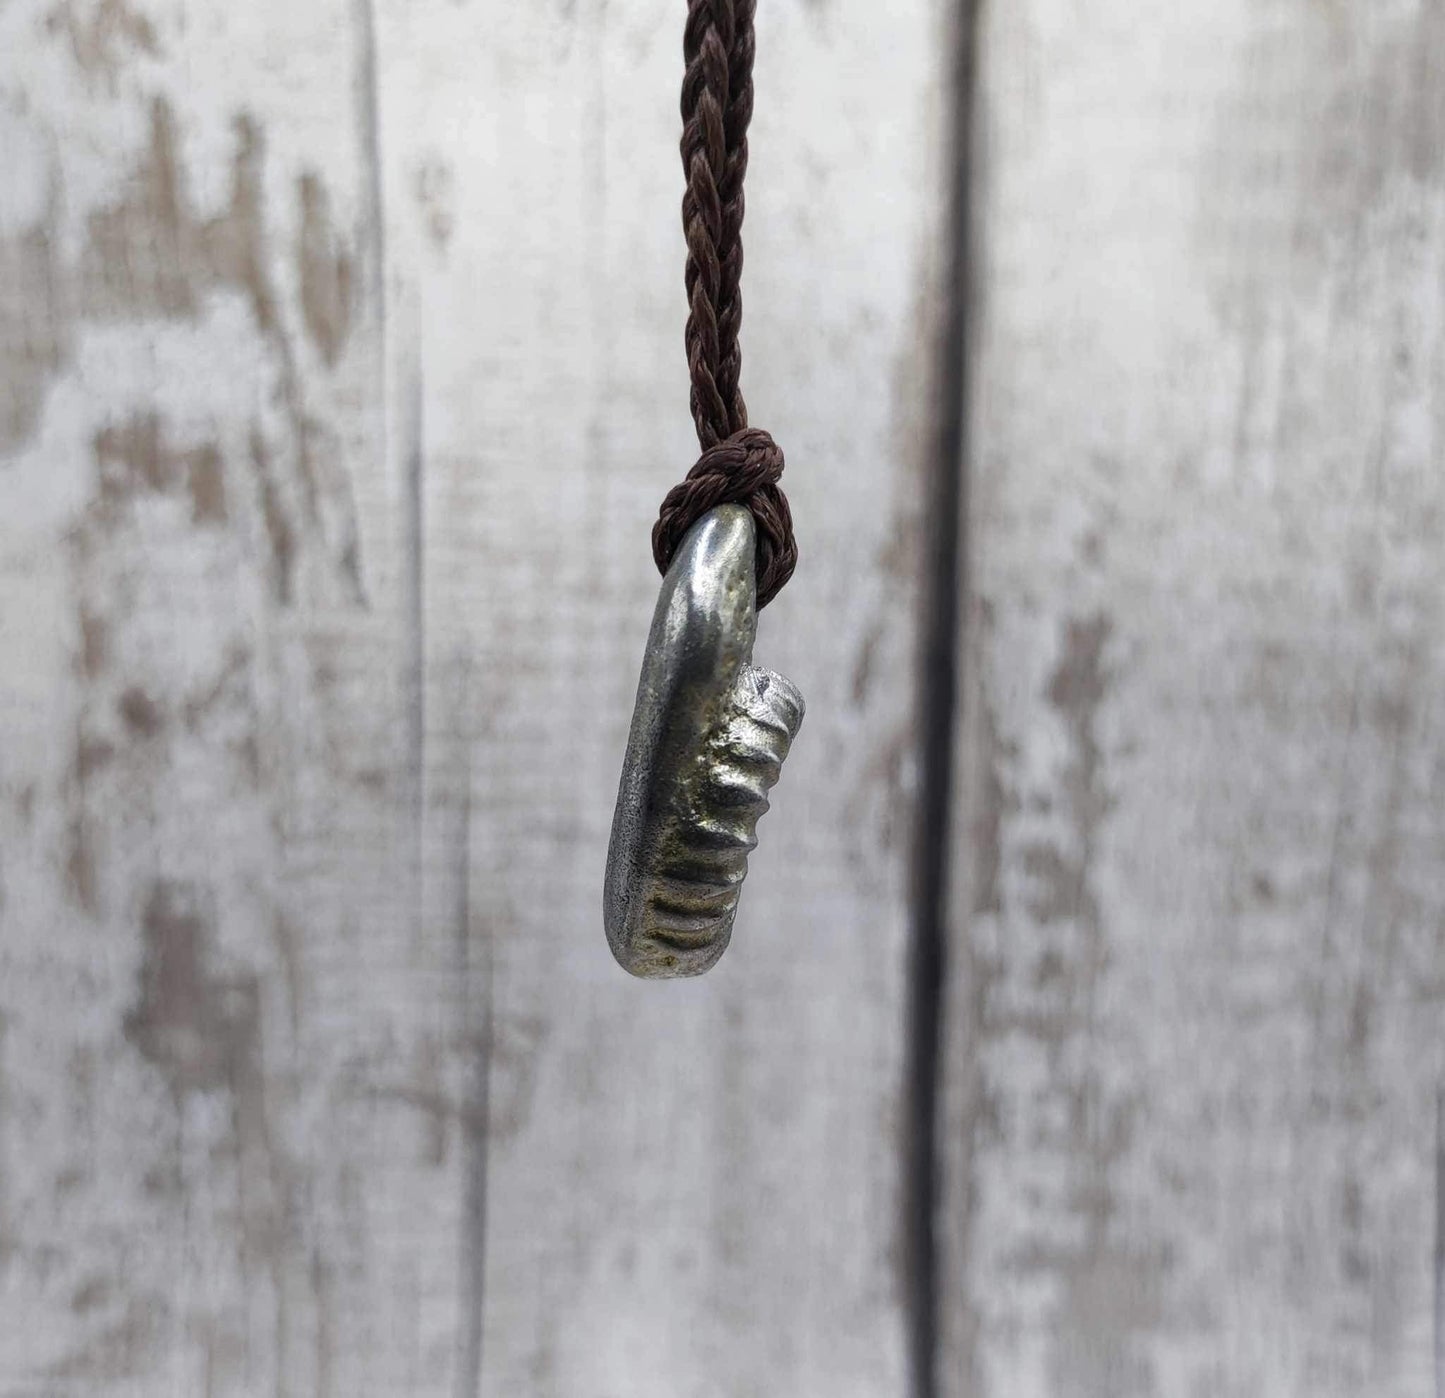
[{"left": 906, "top": 1, "right": 984, "bottom": 1396}]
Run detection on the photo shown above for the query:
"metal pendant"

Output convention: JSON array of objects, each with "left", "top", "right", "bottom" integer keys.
[{"left": 605, "top": 505, "right": 804, "bottom": 978}]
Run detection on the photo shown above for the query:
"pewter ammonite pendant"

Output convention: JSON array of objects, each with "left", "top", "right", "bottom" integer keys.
[{"left": 605, "top": 505, "right": 804, "bottom": 978}]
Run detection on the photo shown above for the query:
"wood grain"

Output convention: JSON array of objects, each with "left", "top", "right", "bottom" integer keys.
[
  {"left": 0, "top": 0, "right": 480, "bottom": 1392},
  {"left": 942, "top": 1, "right": 1445, "bottom": 1394},
  {"left": 0, "top": 1, "right": 953, "bottom": 1393},
  {"left": 370, "top": 1, "right": 954, "bottom": 1392}
]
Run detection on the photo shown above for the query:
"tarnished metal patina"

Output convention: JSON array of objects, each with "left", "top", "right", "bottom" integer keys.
[{"left": 605, "top": 506, "right": 804, "bottom": 978}]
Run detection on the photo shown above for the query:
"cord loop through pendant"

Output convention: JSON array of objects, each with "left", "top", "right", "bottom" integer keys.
[{"left": 652, "top": 427, "right": 796, "bottom": 610}]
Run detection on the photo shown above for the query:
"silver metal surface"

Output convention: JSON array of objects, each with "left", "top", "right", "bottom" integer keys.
[{"left": 605, "top": 505, "right": 804, "bottom": 978}]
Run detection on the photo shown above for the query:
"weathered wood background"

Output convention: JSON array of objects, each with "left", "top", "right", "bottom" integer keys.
[{"left": 0, "top": 1, "right": 1441, "bottom": 1396}]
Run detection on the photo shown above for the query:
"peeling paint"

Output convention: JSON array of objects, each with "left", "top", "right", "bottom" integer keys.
[
  {"left": 1046, "top": 614, "right": 1113, "bottom": 838},
  {"left": 46, "top": 0, "right": 160, "bottom": 81},
  {"left": 66, "top": 810, "right": 97, "bottom": 913},
  {"left": 412, "top": 157, "right": 455, "bottom": 251},
  {"left": 970, "top": 697, "right": 1005, "bottom": 917},
  {"left": 298, "top": 171, "right": 355, "bottom": 367},
  {"left": 116, "top": 685, "right": 162, "bottom": 738},
  {"left": 123, "top": 881, "right": 258, "bottom": 1096},
  {"left": 251, "top": 428, "right": 296, "bottom": 604},
  {"left": 45, "top": 1292, "right": 169, "bottom": 1381},
  {"left": 76, "top": 607, "right": 109, "bottom": 679},
  {"left": 8, "top": 95, "right": 366, "bottom": 605},
  {"left": 94, "top": 412, "right": 228, "bottom": 526},
  {"left": 0, "top": 203, "right": 67, "bottom": 454}
]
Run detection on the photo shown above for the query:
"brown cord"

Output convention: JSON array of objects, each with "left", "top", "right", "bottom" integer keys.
[
  {"left": 652, "top": 427, "right": 795, "bottom": 607},
  {"left": 655, "top": 0, "right": 797, "bottom": 608}
]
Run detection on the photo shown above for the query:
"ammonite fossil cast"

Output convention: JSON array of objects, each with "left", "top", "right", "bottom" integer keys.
[{"left": 605, "top": 506, "right": 804, "bottom": 978}]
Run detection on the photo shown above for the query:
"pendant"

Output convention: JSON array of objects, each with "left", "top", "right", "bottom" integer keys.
[{"left": 605, "top": 506, "right": 805, "bottom": 978}]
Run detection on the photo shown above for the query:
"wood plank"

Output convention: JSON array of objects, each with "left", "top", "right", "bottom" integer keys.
[
  {"left": 942, "top": 1, "right": 1445, "bottom": 1394},
  {"left": 367, "top": 0, "right": 954, "bottom": 1392},
  {"left": 0, "top": 1, "right": 478, "bottom": 1392},
  {"left": 1, "top": 1, "right": 956, "bottom": 1394}
]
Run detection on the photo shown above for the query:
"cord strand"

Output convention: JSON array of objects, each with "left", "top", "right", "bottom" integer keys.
[
  {"left": 660, "top": 0, "right": 797, "bottom": 607},
  {"left": 713, "top": 0, "right": 755, "bottom": 435},
  {"left": 681, "top": 0, "right": 734, "bottom": 448}
]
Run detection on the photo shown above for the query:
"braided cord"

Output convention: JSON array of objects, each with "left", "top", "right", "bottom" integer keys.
[{"left": 656, "top": 0, "right": 797, "bottom": 608}]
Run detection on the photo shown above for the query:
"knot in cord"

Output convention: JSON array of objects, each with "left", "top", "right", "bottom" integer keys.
[{"left": 652, "top": 427, "right": 797, "bottom": 609}]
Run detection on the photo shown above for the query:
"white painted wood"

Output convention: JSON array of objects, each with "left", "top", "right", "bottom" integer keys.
[
  {"left": 943, "top": 2, "right": 1445, "bottom": 1394},
  {"left": 370, "top": 2, "right": 953, "bottom": 1392},
  {"left": 0, "top": 0, "right": 483, "bottom": 1392},
  {"left": 0, "top": 1, "right": 952, "bottom": 1394}
]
